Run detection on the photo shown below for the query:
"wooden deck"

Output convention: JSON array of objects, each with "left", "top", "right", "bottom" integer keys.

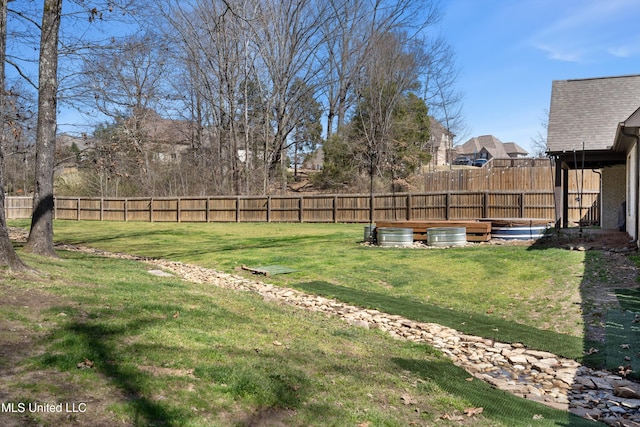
[{"left": 375, "top": 220, "right": 492, "bottom": 242}]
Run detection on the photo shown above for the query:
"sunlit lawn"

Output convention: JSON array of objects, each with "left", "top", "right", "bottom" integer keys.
[
  {"left": 38, "top": 220, "right": 595, "bottom": 360},
  {"left": 0, "top": 222, "right": 601, "bottom": 426}
]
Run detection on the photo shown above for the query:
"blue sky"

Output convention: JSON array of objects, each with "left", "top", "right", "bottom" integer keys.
[{"left": 439, "top": 0, "right": 640, "bottom": 154}]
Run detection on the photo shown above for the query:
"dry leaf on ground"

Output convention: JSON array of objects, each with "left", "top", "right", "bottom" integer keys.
[
  {"left": 77, "top": 358, "right": 94, "bottom": 369},
  {"left": 441, "top": 413, "right": 464, "bottom": 421},
  {"left": 464, "top": 407, "right": 484, "bottom": 417},
  {"left": 400, "top": 393, "right": 417, "bottom": 405}
]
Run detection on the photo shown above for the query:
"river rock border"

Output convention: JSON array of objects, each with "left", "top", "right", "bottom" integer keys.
[{"left": 59, "top": 244, "right": 640, "bottom": 426}]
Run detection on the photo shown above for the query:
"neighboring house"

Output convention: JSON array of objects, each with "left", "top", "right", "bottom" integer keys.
[
  {"left": 303, "top": 116, "right": 453, "bottom": 170},
  {"left": 302, "top": 148, "right": 324, "bottom": 170},
  {"left": 55, "top": 133, "right": 93, "bottom": 175},
  {"left": 546, "top": 74, "right": 640, "bottom": 238},
  {"left": 456, "top": 135, "right": 528, "bottom": 161},
  {"left": 428, "top": 117, "right": 455, "bottom": 166},
  {"left": 138, "top": 110, "right": 194, "bottom": 161},
  {"left": 503, "top": 142, "right": 529, "bottom": 158}
]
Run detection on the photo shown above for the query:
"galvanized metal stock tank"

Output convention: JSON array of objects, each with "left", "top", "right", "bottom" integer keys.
[
  {"left": 426, "top": 227, "right": 467, "bottom": 247},
  {"left": 376, "top": 227, "right": 414, "bottom": 247}
]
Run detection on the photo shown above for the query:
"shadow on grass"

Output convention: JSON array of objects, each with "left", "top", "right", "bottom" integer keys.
[
  {"left": 35, "top": 309, "right": 314, "bottom": 426},
  {"left": 294, "top": 281, "right": 594, "bottom": 361},
  {"left": 529, "top": 231, "right": 639, "bottom": 372},
  {"left": 607, "top": 281, "right": 640, "bottom": 377},
  {"left": 616, "top": 288, "right": 640, "bottom": 313},
  {"left": 392, "top": 358, "right": 600, "bottom": 427},
  {"left": 38, "top": 318, "right": 189, "bottom": 426}
]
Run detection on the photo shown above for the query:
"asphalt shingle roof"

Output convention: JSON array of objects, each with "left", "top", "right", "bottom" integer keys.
[
  {"left": 547, "top": 74, "right": 640, "bottom": 153},
  {"left": 457, "top": 135, "right": 509, "bottom": 158}
]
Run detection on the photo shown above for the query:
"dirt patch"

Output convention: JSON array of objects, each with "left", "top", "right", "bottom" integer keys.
[
  {"left": 531, "top": 229, "right": 639, "bottom": 343},
  {"left": 0, "top": 275, "right": 59, "bottom": 367},
  {"left": 531, "top": 228, "right": 637, "bottom": 252},
  {"left": 137, "top": 365, "right": 196, "bottom": 378},
  {"left": 238, "top": 407, "right": 297, "bottom": 427},
  {"left": 0, "top": 272, "right": 131, "bottom": 427}
]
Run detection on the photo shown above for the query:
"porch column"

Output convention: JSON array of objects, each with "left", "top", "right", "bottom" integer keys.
[{"left": 554, "top": 161, "right": 565, "bottom": 228}]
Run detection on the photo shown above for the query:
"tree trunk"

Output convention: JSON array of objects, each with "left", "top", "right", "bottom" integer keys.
[
  {"left": 0, "top": 0, "right": 28, "bottom": 271},
  {"left": 24, "top": 0, "right": 62, "bottom": 258}
]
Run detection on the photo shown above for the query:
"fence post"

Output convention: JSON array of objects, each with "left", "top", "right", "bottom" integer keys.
[
  {"left": 406, "top": 194, "right": 412, "bottom": 221},
  {"left": 150, "top": 198, "right": 154, "bottom": 222},
  {"left": 124, "top": 199, "right": 128, "bottom": 222},
  {"left": 177, "top": 197, "right": 181, "bottom": 222},
  {"left": 370, "top": 194, "right": 374, "bottom": 223},
  {"left": 299, "top": 196, "right": 304, "bottom": 223},
  {"left": 236, "top": 196, "right": 241, "bottom": 222},
  {"left": 520, "top": 192, "right": 526, "bottom": 218},
  {"left": 483, "top": 192, "right": 489, "bottom": 219},
  {"left": 77, "top": 197, "right": 81, "bottom": 221},
  {"left": 445, "top": 193, "right": 451, "bottom": 220},
  {"left": 267, "top": 196, "right": 271, "bottom": 222},
  {"left": 206, "top": 197, "right": 210, "bottom": 223},
  {"left": 100, "top": 198, "right": 104, "bottom": 221},
  {"left": 333, "top": 195, "right": 338, "bottom": 223}
]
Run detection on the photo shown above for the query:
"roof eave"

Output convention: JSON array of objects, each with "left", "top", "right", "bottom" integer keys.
[
  {"left": 547, "top": 148, "right": 627, "bottom": 168},
  {"left": 613, "top": 122, "right": 640, "bottom": 153}
]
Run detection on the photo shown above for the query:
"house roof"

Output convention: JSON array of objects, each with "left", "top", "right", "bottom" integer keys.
[
  {"left": 613, "top": 106, "right": 640, "bottom": 153},
  {"left": 624, "top": 106, "right": 640, "bottom": 128},
  {"left": 457, "top": 135, "right": 509, "bottom": 158},
  {"left": 503, "top": 142, "right": 528, "bottom": 155},
  {"left": 547, "top": 74, "right": 640, "bottom": 157},
  {"left": 429, "top": 116, "right": 453, "bottom": 144},
  {"left": 57, "top": 133, "right": 92, "bottom": 151}
]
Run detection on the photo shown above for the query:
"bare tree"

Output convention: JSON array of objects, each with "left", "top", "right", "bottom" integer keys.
[
  {"left": 65, "top": 0, "right": 461, "bottom": 197},
  {"left": 24, "top": 0, "right": 62, "bottom": 257},
  {"left": 531, "top": 108, "right": 549, "bottom": 158},
  {"left": 322, "top": 0, "right": 370, "bottom": 137},
  {"left": 160, "top": 0, "right": 327, "bottom": 194},
  {"left": 289, "top": 78, "right": 322, "bottom": 177},
  {"left": 352, "top": 31, "right": 423, "bottom": 179},
  {"left": 0, "top": 0, "right": 28, "bottom": 270},
  {"left": 422, "top": 36, "right": 467, "bottom": 166},
  {"left": 160, "top": 0, "right": 256, "bottom": 195},
  {"left": 322, "top": 0, "right": 442, "bottom": 138},
  {"left": 80, "top": 31, "right": 172, "bottom": 195},
  {"left": 248, "top": 0, "right": 330, "bottom": 190}
]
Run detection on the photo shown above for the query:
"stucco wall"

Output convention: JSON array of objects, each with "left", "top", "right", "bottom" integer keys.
[{"left": 601, "top": 164, "right": 626, "bottom": 230}]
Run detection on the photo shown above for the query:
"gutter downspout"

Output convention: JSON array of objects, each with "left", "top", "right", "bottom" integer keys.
[{"left": 621, "top": 128, "right": 640, "bottom": 245}]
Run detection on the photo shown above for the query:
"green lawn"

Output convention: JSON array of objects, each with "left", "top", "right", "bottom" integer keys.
[
  {"left": 0, "top": 220, "right": 606, "bottom": 426},
  {"left": 45, "top": 220, "right": 594, "bottom": 360}
]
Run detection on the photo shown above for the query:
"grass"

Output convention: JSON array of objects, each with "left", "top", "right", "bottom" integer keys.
[
  {"left": 44, "top": 220, "right": 594, "bottom": 360},
  {"left": 1, "top": 220, "right": 611, "bottom": 425},
  {"left": 0, "top": 250, "right": 598, "bottom": 426}
]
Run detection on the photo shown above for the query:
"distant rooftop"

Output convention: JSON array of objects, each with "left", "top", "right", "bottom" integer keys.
[{"left": 457, "top": 135, "right": 528, "bottom": 158}]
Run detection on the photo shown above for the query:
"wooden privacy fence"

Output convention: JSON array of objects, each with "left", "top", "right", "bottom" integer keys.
[
  {"left": 423, "top": 164, "right": 599, "bottom": 192},
  {"left": 4, "top": 196, "right": 32, "bottom": 220},
  {"left": 5, "top": 191, "right": 599, "bottom": 224}
]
